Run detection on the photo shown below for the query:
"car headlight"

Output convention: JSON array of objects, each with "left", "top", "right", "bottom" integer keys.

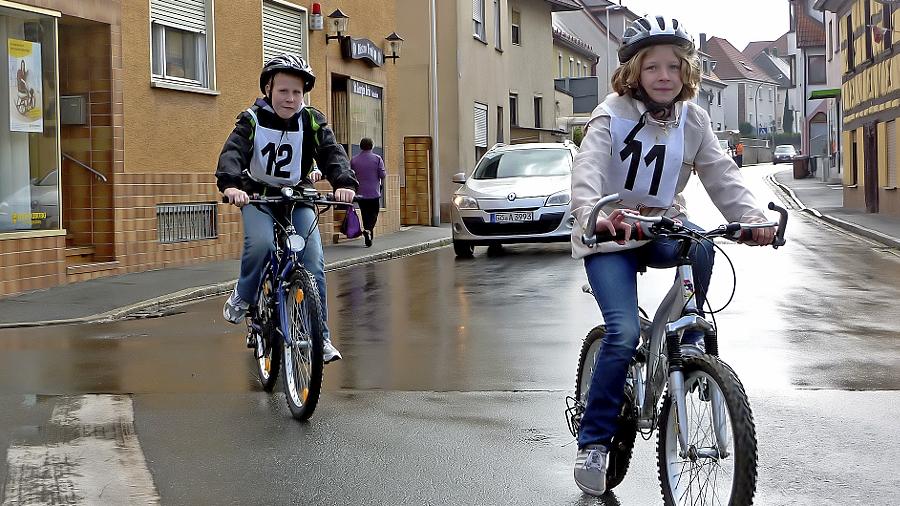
[
  {"left": 545, "top": 190, "right": 571, "bottom": 206},
  {"left": 453, "top": 195, "right": 479, "bottom": 210}
]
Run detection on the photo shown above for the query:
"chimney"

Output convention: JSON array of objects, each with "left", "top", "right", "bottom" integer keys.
[{"left": 700, "top": 33, "right": 707, "bottom": 51}]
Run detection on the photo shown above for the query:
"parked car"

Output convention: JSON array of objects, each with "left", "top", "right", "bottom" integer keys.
[
  {"left": 0, "top": 169, "right": 59, "bottom": 231},
  {"left": 773, "top": 144, "right": 798, "bottom": 164},
  {"left": 450, "top": 141, "right": 578, "bottom": 258}
]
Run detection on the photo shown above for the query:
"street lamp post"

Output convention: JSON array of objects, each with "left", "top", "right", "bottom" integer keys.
[{"left": 603, "top": 4, "right": 626, "bottom": 94}]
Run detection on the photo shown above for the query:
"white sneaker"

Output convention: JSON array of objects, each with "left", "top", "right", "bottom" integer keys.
[
  {"left": 223, "top": 287, "right": 249, "bottom": 324},
  {"left": 574, "top": 445, "right": 608, "bottom": 497},
  {"left": 323, "top": 341, "right": 342, "bottom": 364}
]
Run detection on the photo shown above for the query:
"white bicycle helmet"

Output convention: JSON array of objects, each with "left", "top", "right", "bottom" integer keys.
[
  {"left": 618, "top": 15, "right": 694, "bottom": 64},
  {"left": 259, "top": 54, "right": 316, "bottom": 94}
]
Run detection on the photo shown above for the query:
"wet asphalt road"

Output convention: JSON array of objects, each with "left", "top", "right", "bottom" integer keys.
[{"left": 1, "top": 170, "right": 899, "bottom": 505}]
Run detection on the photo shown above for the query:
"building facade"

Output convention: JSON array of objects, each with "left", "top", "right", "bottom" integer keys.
[
  {"left": 0, "top": 0, "right": 401, "bottom": 297},
  {"left": 816, "top": 0, "right": 900, "bottom": 216}
]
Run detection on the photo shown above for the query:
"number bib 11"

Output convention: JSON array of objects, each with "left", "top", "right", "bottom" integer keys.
[
  {"left": 247, "top": 108, "right": 303, "bottom": 187},
  {"left": 604, "top": 103, "right": 686, "bottom": 210}
]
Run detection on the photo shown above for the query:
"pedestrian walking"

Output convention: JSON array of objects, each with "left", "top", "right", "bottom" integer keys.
[
  {"left": 350, "top": 137, "right": 386, "bottom": 247},
  {"left": 735, "top": 141, "right": 745, "bottom": 167}
]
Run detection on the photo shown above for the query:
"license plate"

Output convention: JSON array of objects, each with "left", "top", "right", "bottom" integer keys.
[{"left": 491, "top": 211, "right": 534, "bottom": 223}]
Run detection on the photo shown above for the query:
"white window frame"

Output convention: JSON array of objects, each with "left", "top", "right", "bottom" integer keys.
[
  {"left": 569, "top": 57, "right": 574, "bottom": 77},
  {"left": 509, "top": 93, "right": 519, "bottom": 126},
  {"left": 533, "top": 95, "right": 542, "bottom": 129},
  {"left": 150, "top": 0, "right": 216, "bottom": 92},
  {"left": 474, "top": 102, "right": 488, "bottom": 148},
  {"left": 511, "top": 10, "right": 521, "bottom": 45},
  {"left": 473, "top": 0, "right": 486, "bottom": 42},
  {"left": 493, "top": 0, "right": 502, "bottom": 49},
  {"left": 262, "top": 0, "right": 309, "bottom": 65}
]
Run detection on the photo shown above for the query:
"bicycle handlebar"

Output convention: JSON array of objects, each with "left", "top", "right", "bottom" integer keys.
[
  {"left": 581, "top": 193, "right": 789, "bottom": 248},
  {"left": 221, "top": 187, "right": 357, "bottom": 207}
]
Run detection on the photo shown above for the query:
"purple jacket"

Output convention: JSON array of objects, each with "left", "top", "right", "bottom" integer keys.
[{"left": 350, "top": 150, "right": 386, "bottom": 199}]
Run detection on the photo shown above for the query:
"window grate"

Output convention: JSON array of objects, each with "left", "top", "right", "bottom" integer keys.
[{"left": 157, "top": 203, "right": 217, "bottom": 243}]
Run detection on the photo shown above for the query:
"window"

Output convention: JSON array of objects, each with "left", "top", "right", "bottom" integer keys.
[
  {"left": 702, "top": 59, "right": 709, "bottom": 74},
  {"left": 493, "top": 0, "right": 502, "bottom": 49},
  {"left": 577, "top": 60, "right": 581, "bottom": 77},
  {"left": 511, "top": 10, "right": 521, "bottom": 45},
  {"left": 886, "top": 5, "right": 895, "bottom": 47},
  {"left": 150, "top": 0, "right": 214, "bottom": 88},
  {"left": 474, "top": 102, "right": 488, "bottom": 163},
  {"left": 828, "top": 20, "right": 834, "bottom": 61},
  {"left": 509, "top": 93, "right": 519, "bottom": 126},
  {"left": 717, "top": 123, "right": 722, "bottom": 130},
  {"left": 808, "top": 55, "right": 826, "bottom": 84},
  {"left": 851, "top": 130, "right": 859, "bottom": 185},
  {"left": 769, "top": 88, "right": 773, "bottom": 101},
  {"left": 846, "top": 14, "right": 855, "bottom": 73},
  {"left": 262, "top": 1, "right": 307, "bottom": 64},
  {"left": 533, "top": 95, "right": 543, "bottom": 129},
  {"left": 558, "top": 53, "right": 563, "bottom": 78},
  {"left": 497, "top": 106, "right": 504, "bottom": 143},
  {"left": 569, "top": 57, "right": 574, "bottom": 77},
  {"left": 717, "top": 91, "right": 722, "bottom": 106},
  {"left": 865, "top": 0, "right": 873, "bottom": 60},
  {"left": 888, "top": 120, "right": 898, "bottom": 188},
  {"left": 473, "top": 0, "right": 486, "bottom": 41}
]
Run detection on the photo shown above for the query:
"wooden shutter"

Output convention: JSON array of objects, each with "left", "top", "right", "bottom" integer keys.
[
  {"left": 263, "top": 1, "right": 307, "bottom": 64},
  {"left": 151, "top": 0, "right": 207, "bottom": 33},
  {"left": 474, "top": 103, "right": 488, "bottom": 148}
]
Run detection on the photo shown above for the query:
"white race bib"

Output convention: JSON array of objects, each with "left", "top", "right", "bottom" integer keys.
[
  {"left": 604, "top": 104, "right": 686, "bottom": 210},
  {"left": 247, "top": 108, "right": 304, "bottom": 187}
]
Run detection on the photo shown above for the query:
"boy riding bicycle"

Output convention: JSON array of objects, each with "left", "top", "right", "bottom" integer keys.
[
  {"left": 570, "top": 16, "right": 775, "bottom": 496},
  {"left": 216, "top": 54, "right": 358, "bottom": 364}
]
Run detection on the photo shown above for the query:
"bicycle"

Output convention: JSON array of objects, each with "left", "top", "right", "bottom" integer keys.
[
  {"left": 565, "top": 193, "right": 788, "bottom": 505},
  {"left": 223, "top": 186, "right": 348, "bottom": 421}
]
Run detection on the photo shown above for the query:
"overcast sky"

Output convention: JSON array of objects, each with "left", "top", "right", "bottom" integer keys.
[{"left": 617, "top": 0, "right": 791, "bottom": 52}]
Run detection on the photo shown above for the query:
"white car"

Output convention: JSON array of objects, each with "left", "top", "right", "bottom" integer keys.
[{"left": 450, "top": 141, "right": 578, "bottom": 258}]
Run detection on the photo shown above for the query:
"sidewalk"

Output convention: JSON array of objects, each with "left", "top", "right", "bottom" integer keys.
[
  {"left": 0, "top": 225, "right": 451, "bottom": 328},
  {"left": 771, "top": 169, "right": 900, "bottom": 249}
]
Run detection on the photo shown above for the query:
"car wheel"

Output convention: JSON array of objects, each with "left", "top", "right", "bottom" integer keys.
[{"left": 453, "top": 239, "right": 475, "bottom": 258}]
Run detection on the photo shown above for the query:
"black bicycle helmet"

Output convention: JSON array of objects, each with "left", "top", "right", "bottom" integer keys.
[
  {"left": 259, "top": 54, "right": 316, "bottom": 94},
  {"left": 618, "top": 15, "right": 694, "bottom": 64}
]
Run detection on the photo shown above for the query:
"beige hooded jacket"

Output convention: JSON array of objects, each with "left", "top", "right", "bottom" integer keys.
[{"left": 570, "top": 93, "right": 767, "bottom": 259}]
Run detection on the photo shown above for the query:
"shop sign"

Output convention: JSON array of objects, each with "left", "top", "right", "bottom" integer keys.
[
  {"left": 342, "top": 37, "right": 383, "bottom": 67},
  {"left": 350, "top": 80, "right": 382, "bottom": 100},
  {"left": 8, "top": 38, "right": 43, "bottom": 133}
]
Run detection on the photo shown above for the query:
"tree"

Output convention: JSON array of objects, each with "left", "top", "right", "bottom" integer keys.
[
  {"left": 739, "top": 122, "right": 754, "bottom": 137},
  {"left": 782, "top": 94, "right": 793, "bottom": 134},
  {"left": 572, "top": 126, "right": 584, "bottom": 147}
]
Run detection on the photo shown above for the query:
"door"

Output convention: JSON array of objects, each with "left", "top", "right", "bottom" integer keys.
[{"left": 864, "top": 123, "right": 879, "bottom": 213}]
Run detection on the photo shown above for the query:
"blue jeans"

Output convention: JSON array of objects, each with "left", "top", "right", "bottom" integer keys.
[
  {"left": 236, "top": 204, "right": 331, "bottom": 342},
  {"left": 578, "top": 220, "right": 714, "bottom": 449}
]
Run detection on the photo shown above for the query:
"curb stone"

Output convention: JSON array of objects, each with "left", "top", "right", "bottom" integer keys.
[{"left": 0, "top": 237, "right": 452, "bottom": 329}]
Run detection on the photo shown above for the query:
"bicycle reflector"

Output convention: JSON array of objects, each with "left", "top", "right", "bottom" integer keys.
[
  {"left": 287, "top": 234, "right": 306, "bottom": 253},
  {"left": 295, "top": 289, "right": 305, "bottom": 304}
]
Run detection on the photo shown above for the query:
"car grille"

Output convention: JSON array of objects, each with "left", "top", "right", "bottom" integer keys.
[{"left": 463, "top": 212, "right": 565, "bottom": 236}]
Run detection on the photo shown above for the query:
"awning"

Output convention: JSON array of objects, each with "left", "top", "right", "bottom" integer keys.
[{"left": 808, "top": 88, "right": 841, "bottom": 100}]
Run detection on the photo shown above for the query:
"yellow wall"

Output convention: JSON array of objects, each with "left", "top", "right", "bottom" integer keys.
[
  {"left": 843, "top": 130, "right": 853, "bottom": 184},
  {"left": 554, "top": 44, "right": 595, "bottom": 79}
]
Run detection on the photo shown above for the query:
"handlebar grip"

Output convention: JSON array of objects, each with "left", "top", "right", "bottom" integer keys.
[{"left": 767, "top": 202, "right": 789, "bottom": 248}]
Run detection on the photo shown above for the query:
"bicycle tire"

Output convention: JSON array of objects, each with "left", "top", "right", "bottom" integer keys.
[
  {"left": 282, "top": 268, "right": 324, "bottom": 421},
  {"left": 574, "top": 325, "right": 639, "bottom": 491},
  {"left": 253, "top": 270, "right": 281, "bottom": 392},
  {"left": 657, "top": 355, "right": 757, "bottom": 506}
]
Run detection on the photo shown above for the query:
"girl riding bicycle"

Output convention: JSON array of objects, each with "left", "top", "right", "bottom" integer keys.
[{"left": 570, "top": 16, "right": 775, "bottom": 496}]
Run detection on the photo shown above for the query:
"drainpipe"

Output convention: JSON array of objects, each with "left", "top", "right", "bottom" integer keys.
[{"left": 429, "top": 0, "right": 441, "bottom": 226}]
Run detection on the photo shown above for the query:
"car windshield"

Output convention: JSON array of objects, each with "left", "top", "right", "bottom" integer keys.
[
  {"left": 472, "top": 148, "right": 571, "bottom": 179},
  {"left": 775, "top": 146, "right": 796, "bottom": 154}
]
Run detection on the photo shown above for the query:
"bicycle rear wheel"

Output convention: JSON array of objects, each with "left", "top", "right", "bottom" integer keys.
[
  {"left": 282, "top": 268, "right": 324, "bottom": 421},
  {"left": 657, "top": 355, "right": 757, "bottom": 506},
  {"left": 573, "top": 325, "right": 638, "bottom": 491},
  {"left": 253, "top": 270, "right": 281, "bottom": 392}
]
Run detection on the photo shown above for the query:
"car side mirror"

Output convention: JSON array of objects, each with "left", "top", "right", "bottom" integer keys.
[{"left": 452, "top": 172, "right": 467, "bottom": 184}]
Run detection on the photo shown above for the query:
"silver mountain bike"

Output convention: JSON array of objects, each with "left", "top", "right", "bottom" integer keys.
[{"left": 565, "top": 193, "right": 788, "bottom": 505}]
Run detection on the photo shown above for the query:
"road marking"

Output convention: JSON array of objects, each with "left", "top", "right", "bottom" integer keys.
[{"left": 3, "top": 395, "right": 160, "bottom": 505}]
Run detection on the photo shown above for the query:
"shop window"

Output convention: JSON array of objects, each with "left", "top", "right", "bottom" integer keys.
[
  {"left": 150, "top": 0, "right": 214, "bottom": 89},
  {"left": 0, "top": 8, "right": 60, "bottom": 232}
]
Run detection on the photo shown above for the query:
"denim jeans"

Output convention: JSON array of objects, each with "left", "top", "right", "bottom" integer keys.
[
  {"left": 236, "top": 204, "right": 331, "bottom": 342},
  {"left": 578, "top": 220, "right": 714, "bottom": 449}
]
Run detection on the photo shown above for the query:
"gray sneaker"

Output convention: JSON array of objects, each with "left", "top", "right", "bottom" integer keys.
[
  {"left": 574, "top": 445, "right": 608, "bottom": 497},
  {"left": 323, "top": 341, "right": 342, "bottom": 364},
  {"left": 223, "top": 287, "right": 249, "bottom": 324}
]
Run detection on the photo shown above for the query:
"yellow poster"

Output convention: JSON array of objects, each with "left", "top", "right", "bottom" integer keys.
[{"left": 8, "top": 38, "right": 43, "bottom": 133}]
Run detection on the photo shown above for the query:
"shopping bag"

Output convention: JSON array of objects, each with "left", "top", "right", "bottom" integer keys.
[{"left": 339, "top": 205, "right": 363, "bottom": 239}]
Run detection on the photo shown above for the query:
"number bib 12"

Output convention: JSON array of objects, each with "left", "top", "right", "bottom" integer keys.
[
  {"left": 247, "top": 108, "right": 303, "bottom": 187},
  {"left": 603, "top": 103, "right": 686, "bottom": 210}
]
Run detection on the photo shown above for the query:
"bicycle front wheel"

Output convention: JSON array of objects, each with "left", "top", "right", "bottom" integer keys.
[
  {"left": 282, "top": 269, "right": 324, "bottom": 421},
  {"left": 657, "top": 355, "right": 757, "bottom": 506}
]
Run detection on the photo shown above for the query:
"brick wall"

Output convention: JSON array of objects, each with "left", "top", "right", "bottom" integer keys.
[{"left": 0, "top": 235, "right": 66, "bottom": 295}]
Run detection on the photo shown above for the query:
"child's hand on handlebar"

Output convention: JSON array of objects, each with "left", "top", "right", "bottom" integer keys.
[
  {"left": 224, "top": 187, "right": 249, "bottom": 208},
  {"left": 334, "top": 188, "right": 356, "bottom": 203},
  {"left": 741, "top": 220, "right": 776, "bottom": 246},
  {"left": 595, "top": 208, "right": 635, "bottom": 244}
]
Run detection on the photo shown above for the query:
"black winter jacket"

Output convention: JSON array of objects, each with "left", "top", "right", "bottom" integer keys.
[{"left": 216, "top": 98, "right": 358, "bottom": 195}]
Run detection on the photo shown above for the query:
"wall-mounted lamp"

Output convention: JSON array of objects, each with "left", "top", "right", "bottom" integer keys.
[
  {"left": 326, "top": 9, "right": 350, "bottom": 44},
  {"left": 383, "top": 32, "right": 404, "bottom": 63}
]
